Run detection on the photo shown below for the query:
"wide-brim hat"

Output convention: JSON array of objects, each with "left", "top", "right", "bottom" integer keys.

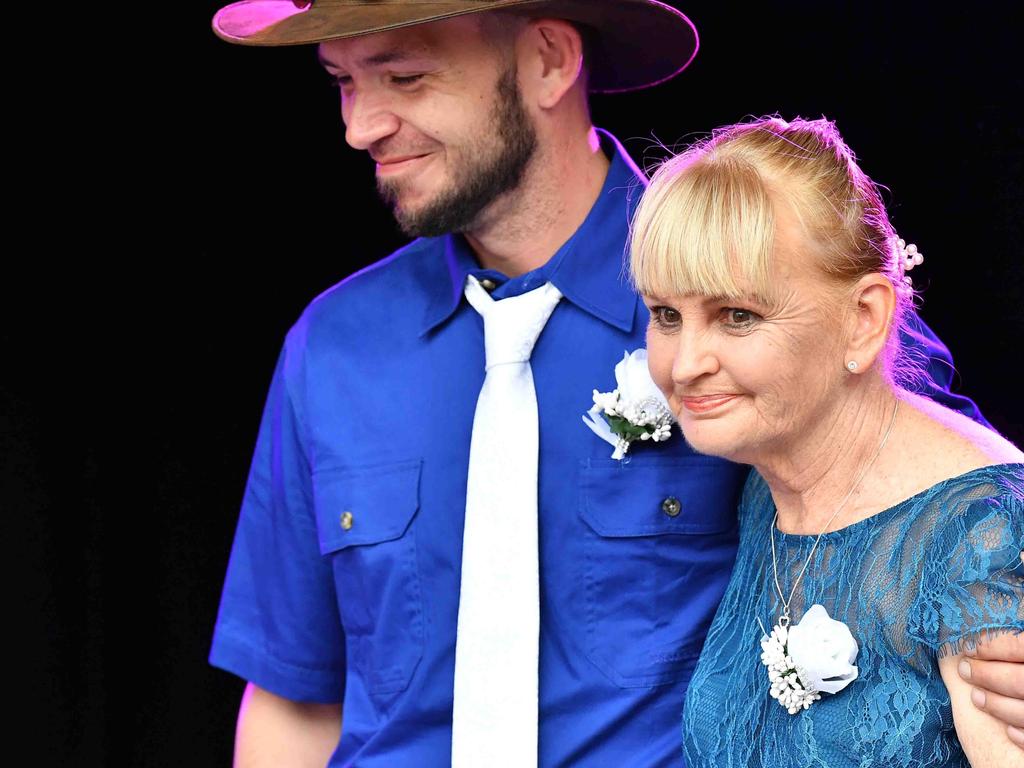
[{"left": 211, "top": 0, "right": 698, "bottom": 93}]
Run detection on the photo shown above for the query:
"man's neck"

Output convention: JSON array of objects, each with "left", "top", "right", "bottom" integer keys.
[{"left": 463, "top": 126, "right": 611, "bottom": 277}]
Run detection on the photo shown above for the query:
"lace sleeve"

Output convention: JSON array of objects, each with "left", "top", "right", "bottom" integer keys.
[{"left": 909, "top": 486, "right": 1024, "bottom": 659}]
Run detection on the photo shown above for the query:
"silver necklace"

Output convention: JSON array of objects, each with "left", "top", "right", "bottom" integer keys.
[
  {"left": 770, "top": 397, "right": 900, "bottom": 628},
  {"left": 759, "top": 398, "right": 900, "bottom": 714}
]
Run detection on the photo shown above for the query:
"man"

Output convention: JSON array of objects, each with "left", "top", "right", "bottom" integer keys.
[{"left": 207, "top": 2, "right": 1024, "bottom": 765}]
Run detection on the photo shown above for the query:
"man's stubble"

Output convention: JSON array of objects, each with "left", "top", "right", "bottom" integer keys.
[{"left": 377, "top": 62, "right": 538, "bottom": 237}]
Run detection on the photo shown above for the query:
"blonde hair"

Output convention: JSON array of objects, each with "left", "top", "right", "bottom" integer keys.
[{"left": 630, "top": 115, "right": 923, "bottom": 387}]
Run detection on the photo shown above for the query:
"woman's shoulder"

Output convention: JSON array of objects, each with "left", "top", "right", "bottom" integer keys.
[
  {"left": 910, "top": 462, "right": 1024, "bottom": 512},
  {"left": 900, "top": 462, "right": 1023, "bottom": 578},
  {"left": 887, "top": 392, "right": 1024, "bottom": 502},
  {"left": 862, "top": 462, "right": 1023, "bottom": 559},
  {"left": 904, "top": 461, "right": 1023, "bottom": 656},
  {"left": 901, "top": 391, "right": 1024, "bottom": 468}
]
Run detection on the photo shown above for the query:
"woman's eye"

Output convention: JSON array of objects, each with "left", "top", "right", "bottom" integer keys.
[
  {"left": 649, "top": 306, "right": 681, "bottom": 329},
  {"left": 721, "top": 308, "right": 760, "bottom": 328}
]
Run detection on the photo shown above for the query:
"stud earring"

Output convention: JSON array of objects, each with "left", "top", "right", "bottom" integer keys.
[{"left": 846, "top": 361, "right": 859, "bottom": 372}]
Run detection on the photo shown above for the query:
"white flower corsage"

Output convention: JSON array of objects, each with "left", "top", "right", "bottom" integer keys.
[
  {"left": 582, "top": 349, "right": 675, "bottom": 460},
  {"left": 759, "top": 604, "right": 859, "bottom": 714}
]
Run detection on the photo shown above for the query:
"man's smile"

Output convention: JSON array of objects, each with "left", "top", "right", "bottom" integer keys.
[{"left": 375, "top": 153, "right": 433, "bottom": 176}]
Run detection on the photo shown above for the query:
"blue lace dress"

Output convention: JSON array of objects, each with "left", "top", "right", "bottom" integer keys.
[{"left": 682, "top": 463, "right": 1024, "bottom": 768}]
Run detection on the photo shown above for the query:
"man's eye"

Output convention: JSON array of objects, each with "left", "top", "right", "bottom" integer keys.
[
  {"left": 390, "top": 74, "right": 424, "bottom": 86},
  {"left": 649, "top": 306, "right": 681, "bottom": 329},
  {"left": 327, "top": 74, "right": 352, "bottom": 90}
]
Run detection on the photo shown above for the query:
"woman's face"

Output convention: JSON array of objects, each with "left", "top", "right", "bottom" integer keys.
[{"left": 643, "top": 204, "right": 849, "bottom": 465}]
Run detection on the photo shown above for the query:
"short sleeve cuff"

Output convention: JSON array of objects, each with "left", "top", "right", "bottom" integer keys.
[{"left": 209, "top": 629, "right": 345, "bottom": 704}]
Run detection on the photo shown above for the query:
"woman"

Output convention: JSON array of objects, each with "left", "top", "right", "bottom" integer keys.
[{"left": 629, "top": 116, "right": 1023, "bottom": 767}]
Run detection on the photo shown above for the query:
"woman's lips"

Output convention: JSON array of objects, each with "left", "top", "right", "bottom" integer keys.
[{"left": 678, "top": 394, "right": 739, "bottom": 414}]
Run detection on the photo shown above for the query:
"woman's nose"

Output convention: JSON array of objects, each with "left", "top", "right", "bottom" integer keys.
[{"left": 671, "top": 329, "right": 720, "bottom": 386}]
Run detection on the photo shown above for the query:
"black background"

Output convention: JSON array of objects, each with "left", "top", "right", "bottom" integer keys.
[{"left": 18, "top": 2, "right": 1022, "bottom": 765}]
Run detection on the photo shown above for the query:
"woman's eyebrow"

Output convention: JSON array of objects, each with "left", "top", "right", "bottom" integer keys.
[{"left": 703, "top": 291, "right": 775, "bottom": 307}]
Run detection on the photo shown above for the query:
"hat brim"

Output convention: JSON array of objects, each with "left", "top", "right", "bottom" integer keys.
[{"left": 211, "top": 0, "right": 698, "bottom": 93}]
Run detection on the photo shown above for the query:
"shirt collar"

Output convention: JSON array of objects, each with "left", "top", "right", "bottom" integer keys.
[{"left": 420, "top": 128, "right": 645, "bottom": 337}]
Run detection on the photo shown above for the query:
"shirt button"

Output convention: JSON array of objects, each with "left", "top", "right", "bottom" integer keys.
[
  {"left": 340, "top": 511, "right": 354, "bottom": 530},
  {"left": 661, "top": 497, "right": 681, "bottom": 517},
  {"left": 479, "top": 278, "right": 497, "bottom": 291}
]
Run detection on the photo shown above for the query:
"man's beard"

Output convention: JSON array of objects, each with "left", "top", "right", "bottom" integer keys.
[{"left": 377, "top": 62, "right": 538, "bottom": 237}]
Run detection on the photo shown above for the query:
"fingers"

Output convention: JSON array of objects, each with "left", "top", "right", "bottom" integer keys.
[
  {"left": 965, "top": 681, "right": 1024, "bottom": 728},
  {"left": 968, "top": 684, "right": 1024, "bottom": 750},
  {"left": 960, "top": 654, "right": 1024, "bottom": 751},
  {"left": 964, "top": 629, "right": 1024, "bottom": 663},
  {"left": 959, "top": 657, "right": 1024, "bottom": 703},
  {"left": 1009, "top": 724, "right": 1024, "bottom": 749}
]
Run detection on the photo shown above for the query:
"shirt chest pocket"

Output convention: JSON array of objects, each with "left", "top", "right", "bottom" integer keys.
[
  {"left": 578, "top": 457, "right": 745, "bottom": 688},
  {"left": 313, "top": 459, "right": 425, "bottom": 696}
]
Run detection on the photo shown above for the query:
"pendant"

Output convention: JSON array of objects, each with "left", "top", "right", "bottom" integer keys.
[{"left": 758, "top": 605, "right": 859, "bottom": 715}]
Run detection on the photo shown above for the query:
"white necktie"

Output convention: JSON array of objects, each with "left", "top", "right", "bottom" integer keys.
[{"left": 451, "top": 275, "right": 563, "bottom": 767}]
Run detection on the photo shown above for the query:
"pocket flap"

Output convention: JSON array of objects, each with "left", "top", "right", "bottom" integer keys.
[
  {"left": 313, "top": 459, "right": 422, "bottom": 555},
  {"left": 579, "top": 456, "right": 745, "bottom": 537}
]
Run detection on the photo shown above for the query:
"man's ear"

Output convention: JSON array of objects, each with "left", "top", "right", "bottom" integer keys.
[{"left": 517, "top": 18, "right": 584, "bottom": 109}]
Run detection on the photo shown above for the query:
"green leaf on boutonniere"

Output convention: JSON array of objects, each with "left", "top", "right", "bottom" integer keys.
[{"left": 604, "top": 414, "right": 650, "bottom": 440}]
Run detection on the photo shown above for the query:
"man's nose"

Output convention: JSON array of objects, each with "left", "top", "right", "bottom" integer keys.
[
  {"left": 671, "top": 329, "right": 719, "bottom": 385},
  {"left": 342, "top": 90, "right": 400, "bottom": 151}
]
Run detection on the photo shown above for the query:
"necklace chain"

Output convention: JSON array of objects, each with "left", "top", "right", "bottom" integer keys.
[{"left": 770, "top": 398, "right": 900, "bottom": 624}]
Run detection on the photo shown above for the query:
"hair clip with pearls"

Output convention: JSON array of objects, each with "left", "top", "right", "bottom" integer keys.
[{"left": 896, "top": 237, "right": 924, "bottom": 286}]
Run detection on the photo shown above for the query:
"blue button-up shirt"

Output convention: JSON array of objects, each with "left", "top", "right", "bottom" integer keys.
[{"left": 209, "top": 129, "right": 983, "bottom": 767}]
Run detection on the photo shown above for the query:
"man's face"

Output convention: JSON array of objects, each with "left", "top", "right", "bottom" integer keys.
[{"left": 318, "top": 16, "right": 538, "bottom": 236}]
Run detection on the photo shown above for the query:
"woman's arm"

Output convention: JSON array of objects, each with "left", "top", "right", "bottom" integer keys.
[{"left": 939, "top": 645, "right": 1024, "bottom": 767}]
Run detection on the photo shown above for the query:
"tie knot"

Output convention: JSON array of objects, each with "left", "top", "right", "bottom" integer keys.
[{"left": 464, "top": 276, "right": 563, "bottom": 368}]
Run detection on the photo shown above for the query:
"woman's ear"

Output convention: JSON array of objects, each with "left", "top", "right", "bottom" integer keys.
[
  {"left": 844, "top": 275, "right": 897, "bottom": 373},
  {"left": 518, "top": 18, "right": 584, "bottom": 109}
]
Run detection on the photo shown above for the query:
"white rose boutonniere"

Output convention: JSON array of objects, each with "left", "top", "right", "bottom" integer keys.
[
  {"left": 759, "top": 604, "right": 859, "bottom": 714},
  {"left": 582, "top": 349, "right": 676, "bottom": 460}
]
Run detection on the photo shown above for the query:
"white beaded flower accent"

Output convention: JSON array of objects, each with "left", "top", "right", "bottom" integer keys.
[
  {"left": 760, "top": 624, "right": 821, "bottom": 714},
  {"left": 582, "top": 349, "right": 675, "bottom": 460}
]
